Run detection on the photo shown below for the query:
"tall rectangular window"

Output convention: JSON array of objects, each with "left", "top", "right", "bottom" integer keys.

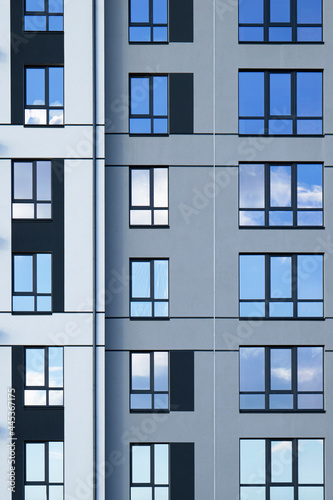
[
  {"left": 239, "top": 254, "right": 323, "bottom": 318},
  {"left": 25, "top": 441, "right": 64, "bottom": 500},
  {"left": 13, "top": 253, "right": 52, "bottom": 313},
  {"left": 130, "top": 75, "right": 168, "bottom": 134},
  {"left": 239, "top": 0, "right": 322, "bottom": 42},
  {"left": 131, "top": 352, "right": 169, "bottom": 411},
  {"left": 25, "top": 67, "right": 64, "bottom": 126},
  {"left": 240, "top": 347, "right": 323, "bottom": 411},
  {"left": 24, "top": 347, "right": 64, "bottom": 406},
  {"left": 240, "top": 439, "right": 324, "bottom": 499},
  {"left": 131, "top": 444, "right": 169, "bottom": 500},
  {"left": 239, "top": 70, "right": 323, "bottom": 135},
  {"left": 24, "top": 0, "right": 64, "bottom": 32},
  {"left": 130, "top": 259, "right": 169, "bottom": 318},
  {"left": 129, "top": 0, "right": 168, "bottom": 42},
  {"left": 12, "top": 161, "right": 52, "bottom": 219},
  {"left": 130, "top": 167, "right": 168, "bottom": 226},
  {"left": 239, "top": 163, "right": 323, "bottom": 227}
]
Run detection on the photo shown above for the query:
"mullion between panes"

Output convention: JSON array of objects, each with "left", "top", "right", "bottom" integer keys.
[
  {"left": 264, "top": 0, "right": 269, "bottom": 42},
  {"left": 33, "top": 254, "right": 38, "bottom": 311},
  {"left": 292, "top": 347, "right": 297, "bottom": 409},
  {"left": 149, "top": 0, "right": 153, "bottom": 42},
  {"left": 45, "top": 348, "right": 50, "bottom": 406},
  {"left": 149, "top": 76, "right": 154, "bottom": 134},
  {"left": 265, "top": 255, "right": 270, "bottom": 318},
  {"left": 264, "top": 72, "right": 270, "bottom": 135},
  {"left": 150, "top": 352, "right": 155, "bottom": 409},
  {"left": 265, "top": 347, "right": 270, "bottom": 409},
  {"left": 150, "top": 260, "right": 155, "bottom": 316},
  {"left": 150, "top": 168, "right": 155, "bottom": 225},
  {"left": 291, "top": 72, "right": 297, "bottom": 135},
  {"left": 291, "top": 163, "right": 297, "bottom": 227},
  {"left": 291, "top": 0, "right": 297, "bottom": 42},
  {"left": 45, "top": 68, "right": 50, "bottom": 124},
  {"left": 33, "top": 161, "right": 37, "bottom": 219},
  {"left": 292, "top": 255, "right": 298, "bottom": 317},
  {"left": 265, "top": 164, "right": 270, "bottom": 227}
]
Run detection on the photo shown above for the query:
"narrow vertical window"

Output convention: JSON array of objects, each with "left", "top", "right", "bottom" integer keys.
[
  {"left": 130, "top": 259, "right": 169, "bottom": 318},
  {"left": 25, "top": 347, "right": 64, "bottom": 406},
  {"left": 25, "top": 441, "right": 64, "bottom": 500},
  {"left": 130, "top": 75, "right": 168, "bottom": 134},
  {"left": 130, "top": 167, "right": 169, "bottom": 226},
  {"left": 25, "top": 67, "right": 64, "bottom": 126}
]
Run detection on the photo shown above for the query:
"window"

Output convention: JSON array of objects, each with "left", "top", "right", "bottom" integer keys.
[
  {"left": 24, "top": 0, "right": 64, "bottom": 32},
  {"left": 13, "top": 253, "right": 52, "bottom": 313},
  {"left": 25, "top": 67, "right": 64, "bottom": 125},
  {"left": 239, "top": 254, "right": 323, "bottom": 318},
  {"left": 240, "top": 347, "right": 323, "bottom": 411},
  {"left": 239, "top": 163, "right": 323, "bottom": 227},
  {"left": 240, "top": 439, "right": 324, "bottom": 499},
  {"left": 131, "top": 444, "right": 169, "bottom": 500},
  {"left": 131, "top": 352, "right": 169, "bottom": 411},
  {"left": 130, "top": 167, "right": 168, "bottom": 226},
  {"left": 239, "top": 0, "right": 322, "bottom": 42},
  {"left": 130, "top": 75, "right": 168, "bottom": 134},
  {"left": 129, "top": 0, "right": 167, "bottom": 42},
  {"left": 25, "top": 441, "right": 63, "bottom": 500},
  {"left": 12, "top": 161, "right": 52, "bottom": 219},
  {"left": 130, "top": 259, "right": 169, "bottom": 318},
  {"left": 239, "top": 71, "right": 322, "bottom": 135},
  {"left": 24, "top": 347, "right": 63, "bottom": 406}
]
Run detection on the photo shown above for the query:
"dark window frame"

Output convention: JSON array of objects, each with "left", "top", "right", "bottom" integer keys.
[
  {"left": 24, "top": 66, "right": 64, "bottom": 127},
  {"left": 130, "top": 258, "right": 169, "bottom": 319},
  {"left": 238, "top": 0, "right": 323, "bottom": 44},
  {"left": 238, "top": 70, "right": 323, "bottom": 136},
  {"left": 129, "top": 0, "right": 168, "bottom": 44},
  {"left": 129, "top": 166, "right": 169, "bottom": 228},
  {"left": 23, "top": 0, "right": 64, "bottom": 33},
  {"left": 130, "top": 351, "right": 169, "bottom": 413},
  {"left": 239, "top": 162, "right": 324, "bottom": 228},
  {"left": 239, "top": 253, "right": 324, "bottom": 319},
  {"left": 239, "top": 346, "right": 324, "bottom": 412},
  {"left": 130, "top": 443, "right": 170, "bottom": 497},
  {"left": 24, "top": 347, "right": 64, "bottom": 407},
  {"left": 129, "top": 74, "right": 169, "bottom": 136},
  {"left": 12, "top": 252, "right": 53, "bottom": 314},
  {"left": 12, "top": 160, "right": 53, "bottom": 221}
]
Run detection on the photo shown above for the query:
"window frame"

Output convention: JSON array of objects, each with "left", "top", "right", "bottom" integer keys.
[
  {"left": 129, "top": 74, "right": 169, "bottom": 136},
  {"left": 128, "top": 0, "right": 168, "bottom": 44},
  {"left": 130, "top": 443, "right": 170, "bottom": 499},
  {"left": 238, "top": 70, "right": 323, "bottom": 136},
  {"left": 238, "top": 162, "right": 324, "bottom": 228},
  {"left": 23, "top": 0, "right": 64, "bottom": 33},
  {"left": 24, "top": 347, "right": 64, "bottom": 407},
  {"left": 130, "top": 258, "right": 170, "bottom": 319},
  {"left": 12, "top": 160, "right": 53, "bottom": 221},
  {"left": 239, "top": 346, "right": 324, "bottom": 412},
  {"left": 24, "top": 66, "right": 64, "bottom": 127},
  {"left": 238, "top": 0, "right": 323, "bottom": 44},
  {"left": 239, "top": 253, "right": 324, "bottom": 319},
  {"left": 12, "top": 252, "right": 53, "bottom": 314},
  {"left": 129, "top": 167, "right": 169, "bottom": 228}
]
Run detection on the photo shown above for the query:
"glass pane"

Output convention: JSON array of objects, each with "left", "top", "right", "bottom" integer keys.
[
  {"left": 49, "top": 109, "right": 64, "bottom": 125},
  {"left": 154, "top": 210, "right": 168, "bottom": 225},
  {"left": 131, "top": 78, "right": 150, "bottom": 115},
  {"left": 269, "top": 27, "right": 292, "bottom": 42},
  {"left": 154, "top": 393, "right": 168, "bottom": 409},
  {"left": 298, "top": 487, "right": 323, "bottom": 500},
  {"left": 25, "top": 390, "right": 46, "bottom": 405},
  {"left": 154, "top": 169, "right": 168, "bottom": 207},
  {"left": 239, "top": 119, "right": 265, "bottom": 134},
  {"left": 155, "top": 487, "right": 168, "bottom": 500},
  {"left": 239, "top": 348, "right": 265, "bottom": 391},
  {"left": 25, "top": 109, "right": 47, "bottom": 125},
  {"left": 239, "top": 164, "right": 265, "bottom": 209},
  {"left": 132, "top": 446, "right": 151, "bottom": 483},
  {"left": 271, "top": 441, "right": 292, "bottom": 483},
  {"left": 240, "top": 255, "right": 265, "bottom": 300},
  {"left": 132, "top": 353, "right": 150, "bottom": 390},
  {"left": 26, "top": 68, "right": 45, "bottom": 105},
  {"left": 270, "top": 256, "right": 292, "bottom": 298},
  {"left": 298, "top": 394, "right": 323, "bottom": 410},
  {"left": 153, "top": 118, "right": 168, "bottom": 134},
  {"left": 154, "top": 260, "right": 168, "bottom": 299},
  {"left": 270, "top": 74, "right": 291, "bottom": 116},
  {"left": 49, "top": 0, "right": 63, "bottom": 14},
  {"left": 239, "top": 27, "right": 264, "bottom": 42},
  {"left": 13, "top": 296, "right": 35, "bottom": 311},
  {"left": 131, "top": 394, "right": 152, "bottom": 409},
  {"left": 298, "top": 440, "right": 323, "bottom": 484},
  {"left": 130, "top": 27, "right": 151, "bottom": 42},
  {"left": 153, "top": 27, "right": 168, "bottom": 42},
  {"left": 297, "top": 27, "right": 322, "bottom": 42},
  {"left": 270, "top": 0, "right": 290, "bottom": 22},
  {"left": 270, "top": 487, "right": 294, "bottom": 500},
  {"left": 297, "top": 255, "right": 322, "bottom": 299},
  {"left": 26, "top": 0, "right": 45, "bottom": 12},
  {"left": 49, "top": 390, "right": 64, "bottom": 405},
  {"left": 268, "top": 119, "right": 293, "bottom": 135},
  {"left": 297, "top": 211, "right": 322, "bottom": 226},
  {"left": 130, "top": 118, "right": 151, "bottom": 134},
  {"left": 25, "top": 15, "right": 47, "bottom": 31},
  {"left": 271, "top": 349, "right": 292, "bottom": 390},
  {"left": 153, "top": 0, "right": 167, "bottom": 23},
  {"left": 131, "top": 0, "right": 149, "bottom": 23},
  {"left": 297, "top": 347, "right": 322, "bottom": 391},
  {"left": 37, "top": 296, "right": 52, "bottom": 311},
  {"left": 131, "top": 488, "right": 152, "bottom": 500},
  {"left": 49, "top": 16, "right": 64, "bottom": 31},
  {"left": 13, "top": 203, "right": 35, "bottom": 219},
  {"left": 297, "top": 0, "right": 322, "bottom": 23},
  {"left": 240, "top": 211, "right": 265, "bottom": 226},
  {"left": 49, "top": 442, "right": 63, "bottom": 483},
  {"left": 14, "top": 255, "right": 33, "bottom": 292},
  {"left": 37, "top": 254, "right": 52, "bottom": 293},
  {"left": 297, "top": 73, "right": 322, "bottom": 117},
  {"left": 14, "top": 162, "right": 33, "bottom": 199},
  {"left": 297, "top": 164, "right": 322, "bottom": 208},
  {"left": 154, "top": 352, "right": 168, "bottom": 391},
  {"left": 154, "top": 302, "right": 168, "bottom": 317},
  {"left": 240, "top": 394, "right": 265, "bottom": 410},
  {"left": 269, "top": 302, "right": 293, "bottom": 317},
  {"left": 37, "top": 161, "right": 51, "bottom": 200},
  {"left": 26, "top": 349, "right": 45, "bottom": 386},
  {"left": 269, "top": 212, "right": 293, "bottom": 226},
  {"left": 132, "top": 261, "right": 150, "bottom": 298},
  {"left": 49, "top": 347, "right": 63, "bottom": 388},
  {"left": 26, "top": 443, "right": 45, "bottom": 481},
  {"left": 49, "top": 486, "right": 63, "bottom": 500},
  {"left": 297, "top": 119, "right": 322, "bottom": 135},
  {"left": 132, "top": 170, "right": 150, "bottom": 206},
  {"left": 49, "top": 68, "right": 63, "bottom": 106},
  {"left": 130, "top": 210, "right": 152, "bottom": 225},
  {"left": 240, "top": 440, "right": 265, "bottom": 484},
  {"left": 239, "top": 0, "right": 264, "bottom": 23},
  {"left": 269, "top": 394, "right": 293, "bottom": 409},
  {"left": 240, "top": 302, "right": 265, "bottom": 317},
  {"left": 25, "top": 486, "right": 47, "bottom": 500},
  {"left": 298, "top": 302, "right": 323, "bottom": 317},
  {"left": 37, "top": 203, "right": 52, "bottom": 218},
  {"left": 131, "top": 302, "right": 152, "bottom": 317},
  {"left": 155, "top": 444, "right": 168, "bottom": 484},
  {"left": 270, "top": 166, "right": 291, "bottom": 207},
  {"left": 239, "top": 73, "right": 264, "bottom": 117},
  {"left": 240, "top": 487, "right": 265, "bottom": 500}
]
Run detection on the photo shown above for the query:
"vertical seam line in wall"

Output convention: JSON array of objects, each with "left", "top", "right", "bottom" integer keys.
[{"left": 213, "top": 0, "right": 216, "bottom": 498}]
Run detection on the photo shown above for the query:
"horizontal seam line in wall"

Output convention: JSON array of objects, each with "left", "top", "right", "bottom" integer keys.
[
  {"left": 0, "top": 158, "right": 105, "bottom": 161},
  {"left": 105, "top": 316, "right": 238, "bottom": 320},
  {"left": 105, "top": 349, "right": 239, "bottom": 352},
  {"left": 104, "top": 164, "right": 238, "bottom": 168},
  {"left": 0, "top": 344, "right": 105, "bottom": 348}
]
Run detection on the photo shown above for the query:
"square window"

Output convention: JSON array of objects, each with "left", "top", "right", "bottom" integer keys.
[
  {"left": 24, "top": 0, "right": 64, "bottom": 32},
  {"left": 130, "top": 75, "right": 168, "bottom": 135},
  {"left": 131, "top": 352, "right": 169, "bottom": 411},
  {"left": 130, "top": 259, "right": 169, "bottom": 318},
  {"left": 129, "top": 0, "right": 168, "bottom": 42},
  {"left": 25, "top": 441, "right": 64, "bottom": 500},
  {"left": 25, "top": 67, "right": 64, "bottom": 126},
  {"left": 130, "top": 167, "right": 168, "bottom": 226}
]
